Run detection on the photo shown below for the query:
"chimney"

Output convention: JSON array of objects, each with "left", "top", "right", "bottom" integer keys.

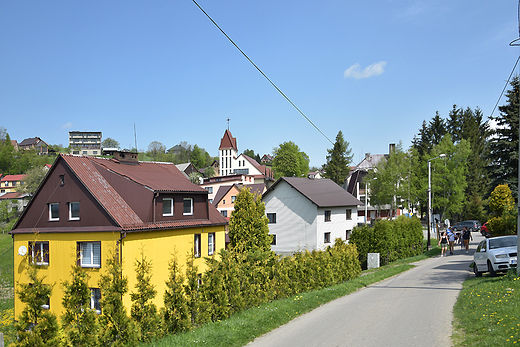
[
  {"left": 365, "top": 153, "right": 371, "bottom": 161},
  {"left": 389, "top": 143, "right": 396, "bottom": 154},
  {"left": 113, "top": 150, "right": 139, "bottom": 164}
]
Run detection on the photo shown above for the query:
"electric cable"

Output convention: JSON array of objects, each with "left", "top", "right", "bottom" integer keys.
[
  {"left": 489, "top": 55, "right": 520, "bottom": 118},
  {"left": 191, "top": 0, "right": 334, "bottom": 145}
]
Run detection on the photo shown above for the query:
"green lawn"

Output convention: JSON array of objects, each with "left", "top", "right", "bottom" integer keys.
[
  {"left": 452, "top": 269, "right": 520, "bottom": 346},
  {"left": 0, "top": 232, "right": 14, "bottom": 344}
]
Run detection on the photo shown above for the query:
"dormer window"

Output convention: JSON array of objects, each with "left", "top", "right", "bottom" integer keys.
[
  {"left": 183, "top": 198, "right": 193, "bottom": 216},
  {"left": 163, "top": 198, "right": 174, "bottom": 216}
]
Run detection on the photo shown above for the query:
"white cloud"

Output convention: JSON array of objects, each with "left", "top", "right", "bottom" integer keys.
[
  {"left": 61, "top": 122, "right": 73, "bottom": 129},
  {"left": 344, "top": 61, "right": 387, "bottom": 79}
]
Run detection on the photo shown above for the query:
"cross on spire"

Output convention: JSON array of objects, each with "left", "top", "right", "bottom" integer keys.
[{"left": 227, "top": 118, "right": 230, "bottom": 130}]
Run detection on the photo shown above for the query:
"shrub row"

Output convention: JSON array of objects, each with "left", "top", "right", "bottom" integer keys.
[{"left": 349, "top": 216, "right": 423, "bottom": 268}]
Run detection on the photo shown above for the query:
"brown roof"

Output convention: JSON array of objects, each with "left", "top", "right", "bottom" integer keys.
[
  {"left": 219, "top": 129, "right": 237, "bottom": 150},
  {"left": 264, "top": 177, "right": 362, "bottom": 207},
  {"left": 60, "top": 154, "right": 226, "bottom": 231}
]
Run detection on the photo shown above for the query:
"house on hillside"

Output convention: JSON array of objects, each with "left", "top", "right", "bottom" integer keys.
[
  {"left": 0, "top": 192, "right": 31, "bottom": 218},
  {"left": 344, "top": 144, "right": 406, "bottom": 223},
  {"left": 175, "top": 163, "right": 200, "bottom": 180},
  {"left": 263, "top": 177, "right": 362, "bottom": 256},
  {"left": 18, "top": 137, "right": 49, "bottom": 155},
  {"left": 0, "top": 174, "right": 27, "bottom": 194},
  {"left": 11, "top": 152, "right": 228, "bottom": 318}
]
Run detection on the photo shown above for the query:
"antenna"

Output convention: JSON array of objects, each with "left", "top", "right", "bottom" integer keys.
[{"left": 134, "top": 123, "right": 138, "bottom": 151}]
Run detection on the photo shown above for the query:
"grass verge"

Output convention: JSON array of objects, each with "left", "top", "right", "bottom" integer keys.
[
  {"left": 141, "top": 263, "right": 415, "bottom": 347},
  {"left": 0, "top": 232, "right": 14, "bottom": 344},
  {"left": 452, "top": 269, "right": 520, "bottom": 346}
]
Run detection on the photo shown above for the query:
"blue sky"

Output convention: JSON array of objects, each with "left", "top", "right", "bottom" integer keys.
[{"left": 1, "top": 1, "right": 518, "bottom": 167}]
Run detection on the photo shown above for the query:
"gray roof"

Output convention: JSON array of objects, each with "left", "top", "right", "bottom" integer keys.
[{"left": 264, "top": 177, "right": 362, "bottom": 207}]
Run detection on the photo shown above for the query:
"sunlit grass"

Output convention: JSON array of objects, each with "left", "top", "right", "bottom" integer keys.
[{"left": 453, "top": 270, "right": 520, "bottom": 346}]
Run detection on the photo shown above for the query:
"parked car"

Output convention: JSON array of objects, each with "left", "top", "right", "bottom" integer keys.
[
  {"left": 480, "top": 222, "right": 491, "bottom": 237},
  {"left": 473, "top": 235, "right": 518, "bottom": 277},
  {"left": 452, "top": 220, "right": 481, "bottom": 232}
]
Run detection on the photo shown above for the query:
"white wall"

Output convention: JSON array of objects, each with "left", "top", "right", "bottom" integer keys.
[{"left": 264, "top": 181, "right": 318, "bottom": 254}]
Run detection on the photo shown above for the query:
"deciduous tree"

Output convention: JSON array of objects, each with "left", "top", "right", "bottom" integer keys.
[{"left": 272, "top": 141, "right": 309, "bottom": 179}]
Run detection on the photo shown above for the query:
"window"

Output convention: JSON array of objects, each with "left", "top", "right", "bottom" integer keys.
[
  {"left": 4, "top": 182, "right": 9, "bottom": 187},
  {"left": 231, "top": 196, "right": 236, "bottom": 203},
  {"left": 205, "top": 187, "right": 213, "bottom": 194},
  {"left": 163, "top": 198, "right": 174, "bottom": 216},
  {"left": 83, "top": 151, "right": 87, "bottom": 155},
  {"left": 346, "top": 230, "right": 352, "bottom": 241},
  {"left": 346, "top": 209, "right": 352, "bottom": 220},
  {"left": 78, "top": 242, "right": 101, "bottom": 268},
  {"left": 194, "top": 234, "right": 201, "bottom": 258},
  {"left": 183, "top": 198, "right": 193, "bottom": 215},
  {"left": 59, "top": 175, "right": 65, "bottom": 185},
  {"left": 49, "top": 203, "right": 59, "bottom": 221},
  {"left": 69, "top": 202, "right": 80, "bottom": 220},
  {"left": 93, "top": 151, "right": 98, "bottom": 155},
  {"left": 221, "top": 210, "right": 228, "bottom": 217},
  {"left": 90, "top": 288, "right": 101, "bottom": 314},
  {"left": 208, "top": 233, "right": 215, "bottom": 256},
  {"left": 29, "top": 241, "right": 49, "bottom": 265},
  {"left": 267, "top": 213, "right": 276, "bottom": 224},
  {"left": 271, "top": 234, "right": 276, "bottom": 245},
  {"left": 325, "top": 210, "right": 331, "bottom": 222},
  {"left": 324, "top": 232, "right": 331, "bottom": 244}
]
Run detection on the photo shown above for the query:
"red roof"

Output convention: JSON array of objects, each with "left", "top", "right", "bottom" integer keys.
[
  {"left": 1, "top": 174, "right": 26, "bottom": 182},
  {"left": 219, "top": 129, "right": 237, "bottom": 150},
  {"left": 0, "top": 192, "right": 22, "bottom": 199}
]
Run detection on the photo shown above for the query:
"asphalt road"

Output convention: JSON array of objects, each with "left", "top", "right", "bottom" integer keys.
[{"left": 247, "top": 233, "right": 483, "bottom": 347}]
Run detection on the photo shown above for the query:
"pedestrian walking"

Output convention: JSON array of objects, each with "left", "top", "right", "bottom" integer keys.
[
  {"left": 447, "top": 228, "right": 456, "bottom": 255},
  {"left": 462, "top": 227, "right": 473, "bottom": 253},
  {"left": 439, "top": 230, "right": 448, "bottom": 257}
]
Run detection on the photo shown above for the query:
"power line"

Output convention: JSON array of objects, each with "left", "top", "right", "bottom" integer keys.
[
  {"left": 191, "top": 0, "right": 334, "bottom": 145},
  {"left": 489, "top": 55, "right": 520, "bottom": 118}
]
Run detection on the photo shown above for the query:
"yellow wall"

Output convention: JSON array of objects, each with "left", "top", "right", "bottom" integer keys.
[
  {"left": 13, "top": 225, "right": 225, "bottom": 319},
  {"left": 122, "top": 225, "right": 224, "bottom": 310}
]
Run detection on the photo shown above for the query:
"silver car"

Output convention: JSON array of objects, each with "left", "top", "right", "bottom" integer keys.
[{"left": 473, "top": 235, "right": 518, "bottom": 277}]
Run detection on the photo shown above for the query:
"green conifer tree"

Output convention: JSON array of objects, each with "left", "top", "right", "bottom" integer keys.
[
  {"left": 322, "top": 130, "right": 353, "bottom": 185},
  {"left": 61, "top": 265, "right": 100, "bottom": 347},
  {"left": 97, "top": 251, "right": 138, "bottom": 347},
  {"left": 228, "top": 187, "right": 272, "bottom": 253},
  {"left": 130, "top": 250, "right": 162, "bottom": 342},
  {"left": 162, "top": 252, "right": 191, "bottom": 334},
  {"left": 184, "top": 250, "right": 202, "bottom": 326},
  {"left": 13, "top": 264, "right": 60, "bottom": 347}
]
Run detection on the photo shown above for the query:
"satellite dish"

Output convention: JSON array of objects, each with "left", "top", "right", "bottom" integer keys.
[{"left": 18, "top": 245, "right": 27, "bottom": 256}]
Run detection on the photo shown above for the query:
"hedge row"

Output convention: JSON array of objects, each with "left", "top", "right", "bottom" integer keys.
[
  {"left": 349, "top": 216, "right": 423, "bottom": 268},
  {"left": 166, "top": 239, "right": 361, "bottom": 332}
]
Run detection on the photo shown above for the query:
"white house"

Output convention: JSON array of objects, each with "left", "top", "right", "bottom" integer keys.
[{"left": 263, "top": 177, "right": 362, "bottom": 256}]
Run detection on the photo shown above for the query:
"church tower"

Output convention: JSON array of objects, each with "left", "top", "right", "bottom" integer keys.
[{"left": 218, "top": 129, "right": 238, "bottom": 176}]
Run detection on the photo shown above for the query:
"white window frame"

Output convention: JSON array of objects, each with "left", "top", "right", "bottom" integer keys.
[
  {"left": 194, "top": 234, "right": 201, "bottom": 258},
  {"left": 49, "top": 203, "right": 59, "bottom": 221},
  {"left": 163, "top": 198, "right": 174, "bottom": 216},
  {"left": 30, "top": 241, "right": 49, "bottom": 266},
  {"left": 69, "top": 202, "right": 80, "bottom": 220},
  {"left": 208, "top": 233, "right": 215, "bottom": 256},
  {"left": 90, "top": 288, "right": 101, "bottom": 314},
  {"left": 79, "top": 242, "right": 101, "bottom": 268},
  {"left": 183, "top": 198, "right": 193, "bottom": 216}
]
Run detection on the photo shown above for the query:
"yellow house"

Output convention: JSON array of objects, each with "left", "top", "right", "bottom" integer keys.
[
  {"left": 0, "top": 174, "right": 26, "bottom": 194},
  {"left": 11, "top": 152, "right": 228, "bottom": 319}
]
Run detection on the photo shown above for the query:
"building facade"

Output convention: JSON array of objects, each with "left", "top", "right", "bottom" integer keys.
[{"left": 69, "top": 131, "right": 102, "bottom": 156}]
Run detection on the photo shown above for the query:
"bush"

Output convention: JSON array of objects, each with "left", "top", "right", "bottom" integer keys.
[{"left": 349, "top": 216, "right": 423, "bottom": 268}]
